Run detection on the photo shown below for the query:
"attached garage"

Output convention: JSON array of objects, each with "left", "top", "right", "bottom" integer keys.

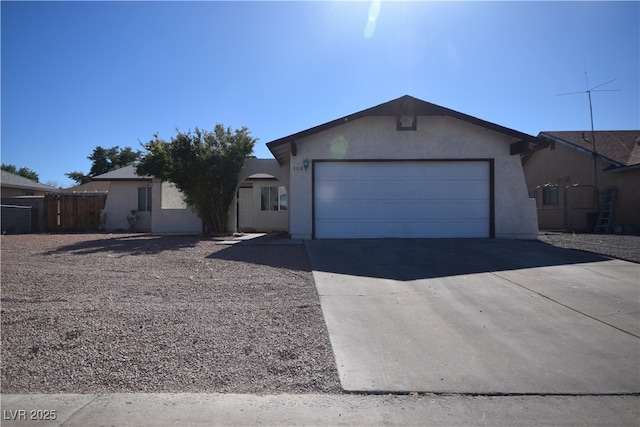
[
  {"left": 314, "top": 160, "right": 492, "bottom": 238},
  {"left": 264, "top": 95, "right": 546, "bottom": 240}
]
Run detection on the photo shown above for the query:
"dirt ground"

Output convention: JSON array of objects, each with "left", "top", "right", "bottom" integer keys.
[{"left": 0, "top": 233, "right": 342, "bottom": 394}]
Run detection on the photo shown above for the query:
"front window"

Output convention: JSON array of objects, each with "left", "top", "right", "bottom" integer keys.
[{"left": 261, "top": 186, "right": 287, "bottom": 211}]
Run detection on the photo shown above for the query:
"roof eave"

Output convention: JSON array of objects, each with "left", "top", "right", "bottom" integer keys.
[
  {"left": 91, "top": 177, "right": 151, "bottom": 181},
  {"left": 267, "top": 95, "right": 543, "bottom": 164},
  {"left": 538, "top": 132, "right": 623, "bottom": 168},
  {"left": 603, "top": 163, "right": 640, "bottom": 173},
  {"left": 1, "top": 183, "right": 60, "bottom": 192}
]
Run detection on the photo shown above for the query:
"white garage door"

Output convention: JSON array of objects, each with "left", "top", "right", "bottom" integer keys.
[{"left": 314, "top": 161, "right": 491, "bottom": 238}]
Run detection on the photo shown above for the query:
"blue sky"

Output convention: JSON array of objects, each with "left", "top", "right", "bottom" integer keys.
[{"left": 2, "top": 1, "right": 638, "bottom": 187}]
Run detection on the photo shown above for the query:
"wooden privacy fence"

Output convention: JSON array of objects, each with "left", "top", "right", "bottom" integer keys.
[{"left": 44, "top": 194, "right": 108, "bottom": 232}]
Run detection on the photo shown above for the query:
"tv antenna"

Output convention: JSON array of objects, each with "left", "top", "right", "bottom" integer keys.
[{"left": 555, "top": 73, "right": 619, "bottom": 207}]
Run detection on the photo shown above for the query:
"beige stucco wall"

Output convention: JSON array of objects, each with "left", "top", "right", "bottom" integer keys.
[
  {"left": 228, "top": 158, "right": 290, "bottom": 233},
  {"left": 288, "top": 115, "right": 538, "bottom": 239},
  {"left": 1, "top": 187, "right": 49, "bottom": 198},
  {"left": 237, "top": 158, "right": 290, "bottom": 190},
  {"left": 524, "top": 143, "right": 640, "bottom": 231},
  {"left": 236, "top": 180, "right": 288, "bottom": 232},
  {"left": 102, "top": 181, "right": 152, "bottom": 232},
  {"left": 151, "top": 180, "right": 202, "bottom": 235},
  {"left": 151, "top": 158, "right": 290, "bottom": 235}
]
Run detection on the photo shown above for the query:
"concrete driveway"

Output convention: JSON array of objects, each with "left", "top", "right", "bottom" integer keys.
[{"left": 305, "top": 239, "right": 640, "bottom": 394}]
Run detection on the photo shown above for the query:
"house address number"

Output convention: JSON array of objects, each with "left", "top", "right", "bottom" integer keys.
[{"left": 294, "top": 159, "right": 310, "bottom": 172}]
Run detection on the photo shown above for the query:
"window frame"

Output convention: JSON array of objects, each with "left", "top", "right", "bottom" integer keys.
[
  {"left": 260, "top": 185, "right": 287, "bottom": 211},
  {"left": 137, "top": 186, "right": 152, "bottom": 212}
]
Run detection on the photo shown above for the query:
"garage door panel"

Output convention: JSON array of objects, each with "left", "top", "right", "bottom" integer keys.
[
  {"left": 314, "top": 161, "right": 490, "bottom": 238},
  {"left": 364, "top": 203, "right": 403, "bottom": 219},
  {"left": 445, "top": 183, "right": 489, "bottom": 200},
  {"left": 315, "top": 221, "right": 356, "bottom": 238},
  {"left": 397, "top": 201, "right": 488, "bottom": 220},
  {"left": 316, "top": 220, "right": 489, "bottom": 239},
  {"left": 315, "top": 220, "right": 403, "bottom": 238},
  {"left": 317, "top": 180, "right": 488, "bottom": 200},
  {"left": 328, "top": 202, "right": 402, "bottom": 220},
  {"left": 446, "top": 220, "right": 490, "bottom": 237},
  {"left": 360, "top": 182, "right": 397, "bottom": 198},
  {"left": 443, "top": 201, "right": 489, "bottom": 218},
  {"left": 402, "top": 220, "right": 488, "bottom": 238}
]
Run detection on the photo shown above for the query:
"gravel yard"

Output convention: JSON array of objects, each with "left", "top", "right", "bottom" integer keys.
[
  {"left": 538, "top": 232, "right": 640, "bottom": 263},
  {"left": 1, "top": 234, "right": 342, "bottom": 394}
]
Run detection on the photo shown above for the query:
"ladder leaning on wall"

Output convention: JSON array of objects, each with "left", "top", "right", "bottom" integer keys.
[{"left": 593, "top": 187, "right": 617, "bottom": 234}]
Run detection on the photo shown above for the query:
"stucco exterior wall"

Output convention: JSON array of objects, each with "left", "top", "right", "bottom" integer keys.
[
  {"left": 228, "top": 158, "right": 290, "bottom": 233},
  {"left": 607, "top": 169, "right": 640, "bottom": 230},
  {"left": 237, "top": 158, "right": 290, "bottom": 190},
  {"left": 524, "top": 143, "right": 640, "bottom": 231},
  {"left": 1, "top": 187, "right": 28, "bottom": 198},
  {"left": 1, "top": 187, "right": 50, "bottom": 198},
  {"left": 102, "top": 181, "right": 152, "bottom": 232},
  {"left": 151, "top": 159, "right": 290, "bottom": 235},
  {"left": 288, "top": 115, "right": 538, "bottom": 239},
  {"left": 151, "top": 180, "right": 202, "bottom": 235},
  {"left": 250, "top": 181, "right": 288, "bottom": 231}
]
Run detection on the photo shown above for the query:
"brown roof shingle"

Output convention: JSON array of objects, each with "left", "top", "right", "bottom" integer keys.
[{"left": 541, "top": 130, "right": 640, "bottom": 168}]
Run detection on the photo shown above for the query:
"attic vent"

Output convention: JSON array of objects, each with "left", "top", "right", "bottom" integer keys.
[
  {"left": 635, "top": 137, "right": 640, "bottom": 146},
  {"left": 396, "top": 115, "right": 417, "bottom": 131}
]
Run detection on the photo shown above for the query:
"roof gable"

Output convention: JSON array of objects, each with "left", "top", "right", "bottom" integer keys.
[
  {"left": 266, "top": 95, "right": 543, "bottom": 164},
  {"left": 539, "top": 131, "right": 640, "bottom": 169},
  {"left": 91, "top": 165, "right": 150, "bottom": 181}
]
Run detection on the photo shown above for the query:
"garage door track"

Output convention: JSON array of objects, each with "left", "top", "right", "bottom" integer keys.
[{"left": 305, "top": 238, "right": 640, "bottom": 394}]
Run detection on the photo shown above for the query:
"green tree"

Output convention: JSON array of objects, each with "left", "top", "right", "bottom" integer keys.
[
  {"left": 65, "top": 171, "right": 91, "bottom": 185},
  {"left": 66, "top": 145, "right": 141, "bottom": 184},
  {"left": 136, "top": 125, "right": 256, "bottom": 234},
  {"left": 1, "top": 164, "right": 39, "bottom": 182}
]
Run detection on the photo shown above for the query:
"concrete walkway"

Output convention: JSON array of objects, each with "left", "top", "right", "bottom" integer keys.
[
  {"left": 306, "top": 239, "right": 640, "bottom": 394},
  {"left": 2, "top": 393, "right": 639, "bottom": 426}
]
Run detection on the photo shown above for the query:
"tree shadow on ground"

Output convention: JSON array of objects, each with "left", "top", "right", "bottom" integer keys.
[{"left": 42, "top": 234, "right": 205, "bottom": 256}]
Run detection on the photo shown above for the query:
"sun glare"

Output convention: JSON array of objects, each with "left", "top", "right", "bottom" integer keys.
[{"left": 364, "top": 0, "right": 381, "bottom": 39}]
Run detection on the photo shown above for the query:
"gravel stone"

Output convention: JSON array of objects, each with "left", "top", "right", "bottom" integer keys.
[
  {"left": 1, "top": 234, "right": 342, "bottom": 394},
  {"left": 538, "top": 232, "right": 640, "bottom": 263}
]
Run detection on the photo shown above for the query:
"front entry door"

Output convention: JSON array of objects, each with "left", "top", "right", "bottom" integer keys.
[{"left": 238, "top": 187, "right": 254, "bottom": 230}]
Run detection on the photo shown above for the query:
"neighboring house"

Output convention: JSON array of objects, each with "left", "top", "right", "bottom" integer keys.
[
  {"left": 1, "top": 169, "right": 59, "bottom": 197},
  {"left": 524, "top": 130, "right": 640, "bottom": 232},
  {"left": 156, "top": 95, "right": 547, "bottom": 239},
  {"left": 1, "top": 170, "right": 60, "bottom": 233},
  {"left": 61, "top": 180, "right": 110, "bottom": 194},
  {"left": 91, "top": 165, "right": 152, "bottom": 232}
]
